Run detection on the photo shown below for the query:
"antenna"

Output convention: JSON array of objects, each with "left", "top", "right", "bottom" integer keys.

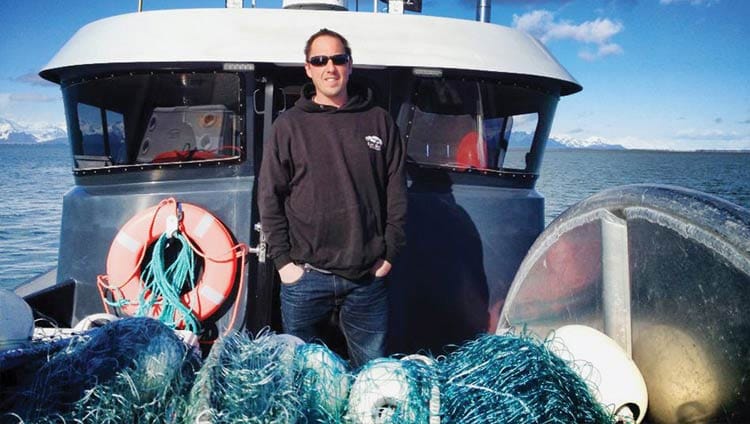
[{"left": 476, "top": 0, "right": 491, "bottom": 22}]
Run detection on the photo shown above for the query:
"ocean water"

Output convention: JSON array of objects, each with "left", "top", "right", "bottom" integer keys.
[
  {"left": 536, "top": 149, "right": 750, "bottom": 222},
  {"left": 1, "top": 144, "right": 72, "bottom": 290},
  {"left": 1, "top": 144, "right": 748, "bottom": 290}
]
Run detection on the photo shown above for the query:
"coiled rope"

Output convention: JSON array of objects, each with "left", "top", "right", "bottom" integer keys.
[{"left": 137, "top": 230, "right": 201, "bottom": 334}]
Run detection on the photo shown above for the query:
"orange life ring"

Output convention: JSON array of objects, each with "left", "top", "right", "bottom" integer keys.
[
  {"left": 456, "top": 131, "right": 487, "bottom": 169},
  {"left": 103, "top": 200, "right": 237, "bottom": 323}
]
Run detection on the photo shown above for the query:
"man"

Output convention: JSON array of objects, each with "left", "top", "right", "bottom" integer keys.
[{"left": 258, "top": 29, "right": 407, "bottom": 367}]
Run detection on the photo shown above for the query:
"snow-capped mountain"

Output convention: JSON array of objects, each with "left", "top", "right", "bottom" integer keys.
[
  {"left": 0, "top": 117, "right": 67, "bottom": 144},
  {"left": 549, "top": 134, "right": 625, "bottom": 150},
  {"left": 0, "top": 117, "right": 22, "bottom": 139},
  {"left": 507, "top": 130, "right": 626, "bottom": 150}
]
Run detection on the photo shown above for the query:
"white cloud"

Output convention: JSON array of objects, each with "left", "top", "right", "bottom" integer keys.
[
  {"left": 0, "top": 93, "right": 10, "bottom": 109},
  {"left": 659, "top": 0, "right": 719, "bottom": 6},
  {"left": 0, "top": 91, "right": 65, "bottom": 124},
  {"left": 14, "top": 72, "right": 56, "bottom": 87},
  {"left": 579, "top": 42, "right": 624, "bottom": 61},
  {"left": 606, "top": 134, "right": 746, "bottom": 151},
  {"left": 512, "top": 10, "right": 624, "bottom": 60},
  {"left": 675, "top": 128, "right": 747, "bottom": 142},
  {"left": 9, "top": 92, "right": 60, "bottom": 103}
]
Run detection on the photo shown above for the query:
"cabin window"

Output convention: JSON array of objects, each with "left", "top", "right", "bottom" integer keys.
[
  {"left": 399, "top": 78, "right": 553, "bottom": 173},
  {"left": 62, "top": 72, "right": 243, "bottom": 171},
  {"left": 75, "top": 103, "right": 126, "bottom": 167},
  {"left": 502, "top": 113, "right": 539, "bottom": 170}
]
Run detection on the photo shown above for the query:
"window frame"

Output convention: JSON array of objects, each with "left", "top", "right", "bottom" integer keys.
[
  {"left": 61, "top": 70, "right": 248, "bottom": 175},
  {"left": 399, "top": 75, "right": 558, "bottom": 176}
]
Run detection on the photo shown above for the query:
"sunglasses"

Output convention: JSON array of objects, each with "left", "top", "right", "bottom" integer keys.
[{"left": 307, "top": 54, "right": 350, "bottom": 67}]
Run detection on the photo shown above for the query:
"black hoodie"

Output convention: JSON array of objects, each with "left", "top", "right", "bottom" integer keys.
[{"left": 258, "top": 83, "right": 407, "bottom": 280}]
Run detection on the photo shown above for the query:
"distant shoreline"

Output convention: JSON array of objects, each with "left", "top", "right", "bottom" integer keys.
[
  {"left": 0, "top": 139, "right": 67, "bottom": 146},
  {"left": 548, "top": 147, "right": 750, "bottom": 154}
]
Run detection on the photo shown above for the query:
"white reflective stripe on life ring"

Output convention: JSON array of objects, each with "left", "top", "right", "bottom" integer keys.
[
  {"left": 115, "top": 231, "right": 142, "bottom": 254},
  {"left": 193, "top": 213, "right": 215, "bottom": 238},
  {"left": 199, "top": 285, "right": 226, "bottom": 305}
]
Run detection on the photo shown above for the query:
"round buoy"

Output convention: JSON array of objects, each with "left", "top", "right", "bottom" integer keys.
[
  {"left": 549, "top": 325, "right": 649, "bottom": 424},
  {"left": 348, "top": 358, "right": 422, "bottom": 424},
  {"left": 72, "top": 313, "right": 120, "bottom": 332},
  {"left": 272, "top": 333, "right": 304, "bottom": 368},
  {"left": 400, "top": 354, "right": 440, "bottom": 424},
  {"left": 295, "top": 344, "right": 350, "bottom": 418},
  {"left": 0, "top": 289, "right": 33, "bottom": 351},
  {"left": 400, "top": 354, "right": 435, "bottom": 366}
]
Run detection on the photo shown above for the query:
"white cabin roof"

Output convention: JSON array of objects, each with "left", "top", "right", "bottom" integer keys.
[{"left": 41, "top": 8, "right": 581, "bottom": 95}]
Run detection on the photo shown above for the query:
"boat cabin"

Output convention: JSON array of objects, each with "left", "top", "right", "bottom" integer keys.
[{"left": 29, "top": 3, "right": 581, "bottom": 354}]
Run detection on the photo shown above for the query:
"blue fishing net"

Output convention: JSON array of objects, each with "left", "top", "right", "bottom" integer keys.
[
  {"left": 183, "top": 330, "right": 303, "bottom": 423},
  {"left": 439, "top": 332, "right": 613, "bottom": 424},
  {"left": 0, "top": 317, "right": 200, "bottom": 423},
  {"left": 3, "top": 323, "right": 614, "bottom": 424},
  {"left": 183, "top": 331, "right": 355, "bottom": 424},
  {"left": 294, "top": 343, "right": 351, "bottom": 423}
]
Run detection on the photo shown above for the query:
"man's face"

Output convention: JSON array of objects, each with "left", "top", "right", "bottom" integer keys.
[{"left": 304, "top": 35, "right": 352, "bottom": 107}]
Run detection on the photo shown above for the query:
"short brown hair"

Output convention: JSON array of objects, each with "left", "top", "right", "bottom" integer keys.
[{"left": 304, "top": 28, "right": 352, "bottom": 60}]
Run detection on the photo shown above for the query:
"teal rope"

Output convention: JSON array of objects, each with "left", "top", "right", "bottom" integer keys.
[
  {"left": 104, "top": 297, "right": 129, "bottom": 308},
  {"left": 137, "top": 232, "right": 201, "bottom": 333}
]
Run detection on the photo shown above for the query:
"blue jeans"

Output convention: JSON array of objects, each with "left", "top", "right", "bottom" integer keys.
[{"left": 280, "top": 266, "right": 388, "bottom": 368}]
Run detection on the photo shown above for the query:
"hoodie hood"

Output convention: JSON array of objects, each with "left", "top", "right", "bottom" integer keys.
[{"left": 297, "top": 82, "right": 374, "bottom": 113}]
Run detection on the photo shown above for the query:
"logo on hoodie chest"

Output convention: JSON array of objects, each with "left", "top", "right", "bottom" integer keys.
[{"left": 364, "top": 135, "right": 383, "bottom": 151}]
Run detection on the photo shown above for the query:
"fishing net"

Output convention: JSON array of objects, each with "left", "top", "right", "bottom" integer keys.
[
  {"left": 294, "top": 343, "right": 351, "bottom": 422},
  {"left": 3, "top": 320, "right": 615, "bottom": 424},
  {"left": 182, "top": 330, "right": 304, "bottom": 423},
  {"left": 346, "top": 356, "right": 439, "bottom": 424},
  {"left": 0, "top": 317, "right": 200, "bottom": 424},
  {"left": 183, "top": 330, "right": 355, "bottom": 424},
  {"left": 439, "top": 332, "right": 614, "bottom": 424}
]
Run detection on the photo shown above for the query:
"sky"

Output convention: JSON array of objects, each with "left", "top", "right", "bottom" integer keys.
[{"left": 0, "top": 0, "right": 748, "bottom": 151}]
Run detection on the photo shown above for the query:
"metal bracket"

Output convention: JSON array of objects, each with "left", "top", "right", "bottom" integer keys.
[
  {"left": 248, "top": 222, "right": 267, "bottom": 263},
  {"left": 601, "top": 211, "right": 632, "bottom": 357}
]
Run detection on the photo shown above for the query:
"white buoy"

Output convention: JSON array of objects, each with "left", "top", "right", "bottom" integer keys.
[
  {"left": 400, "top": 354, "right": 440, "bottom": 424},
  {"left": 348, "top": 358, "right": 421, "bottom": 424},
  {"left": 72, "top": 313, "right": 120, "bottom": 332},
  {"left": 0, "top": 289, "right": 34, "bottom": 351},
  {"left": 271, "top": 332, "right": 305, "bottom": 368},
  {"left": 549, "top": 324, "right": 649, "bottom": 424},
  {"left": 296, "top": 344, "right": 350, "bottom": 417},
  {"left": 400, "top": 353, "right": 435, "bottom": 366}
]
